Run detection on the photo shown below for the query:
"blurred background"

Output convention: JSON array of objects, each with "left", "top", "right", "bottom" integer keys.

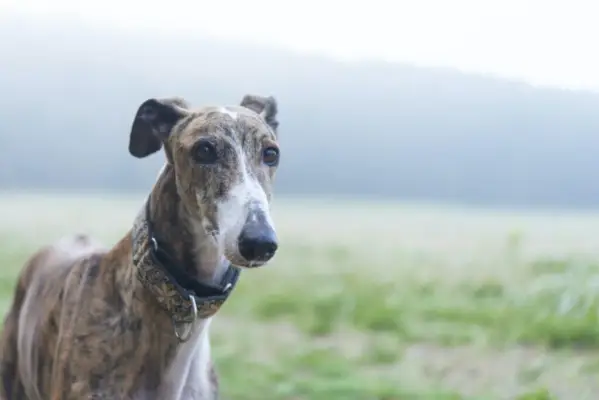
[{"left": 1, "top": 1, "right": 598, "bottom": 399}]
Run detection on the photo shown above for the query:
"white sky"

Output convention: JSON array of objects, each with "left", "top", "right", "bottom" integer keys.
[{"left": 2, "top": 0, "right": 599, "bottom": 92}]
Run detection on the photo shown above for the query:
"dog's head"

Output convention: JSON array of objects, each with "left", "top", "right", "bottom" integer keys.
[{"left": 128, "top": 94, "right": 280, "bottom": 268}]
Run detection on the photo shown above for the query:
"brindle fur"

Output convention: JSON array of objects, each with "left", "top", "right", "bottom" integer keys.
[{"left": 0, "top": 94, "right": 280, "bottom": 399}]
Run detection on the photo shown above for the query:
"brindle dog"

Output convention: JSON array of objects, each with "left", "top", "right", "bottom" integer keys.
[{"left": 0, "top": 94, "right": 281, "bottom": 399}]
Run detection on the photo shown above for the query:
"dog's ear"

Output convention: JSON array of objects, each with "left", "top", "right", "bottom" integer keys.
[
  {"left": 240, "top": 94, "right": 279, "bottom": 133},
  {"left": 129, "top": 97, "right": 190, "bottom": 158}
]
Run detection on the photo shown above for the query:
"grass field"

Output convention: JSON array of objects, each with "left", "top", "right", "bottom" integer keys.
[{"left": 0, "top": 192, "right": 598, "bottom": 399}]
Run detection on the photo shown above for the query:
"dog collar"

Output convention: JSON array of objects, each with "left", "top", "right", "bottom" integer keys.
[{"left": 130, "top": 199, "right": 240, "bottom": 340}]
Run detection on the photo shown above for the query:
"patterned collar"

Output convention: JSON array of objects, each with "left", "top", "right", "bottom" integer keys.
[{"left": 131, "top": 199, "right": 240, "bottom": 341}]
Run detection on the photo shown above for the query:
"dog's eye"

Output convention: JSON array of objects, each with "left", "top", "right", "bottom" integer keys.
[
  {"left": 262, "top": 146, "right": 279, "bottom": 167},
  {"left": 192, "top": 141, "right": 218, "bottom": 164}
]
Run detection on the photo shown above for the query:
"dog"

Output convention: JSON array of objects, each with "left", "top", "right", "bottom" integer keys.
[{"left": 0, "top": 94, "right": 281, "bottom": 399}]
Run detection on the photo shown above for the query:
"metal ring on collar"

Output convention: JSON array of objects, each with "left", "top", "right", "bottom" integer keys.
[{"left": 173, "top": 294, "right": 198, "bottom": 343}]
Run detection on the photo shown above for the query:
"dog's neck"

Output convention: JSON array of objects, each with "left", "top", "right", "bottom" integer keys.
[
  {"left": 109, "top": 163, "right": 237, "bottom": 396},
  {"left": 148, "top": 163, "right": 227, "bottom": 284}
]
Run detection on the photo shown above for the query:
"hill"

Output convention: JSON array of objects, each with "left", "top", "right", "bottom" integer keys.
[{"left": 1, "top": 12, "right": 599, "bottom": 208}]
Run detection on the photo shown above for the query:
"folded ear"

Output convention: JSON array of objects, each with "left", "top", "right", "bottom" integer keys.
[
  {"left": 240, "top": 94, "right": 279, "bottom": 133},
  {"left": 128, "top": 97, "right": 190, "bottom": 158}
]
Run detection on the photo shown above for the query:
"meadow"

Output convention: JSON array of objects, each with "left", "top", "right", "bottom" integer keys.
[{"left": 0, "top": 193, "right": 598, "bottom": 399}]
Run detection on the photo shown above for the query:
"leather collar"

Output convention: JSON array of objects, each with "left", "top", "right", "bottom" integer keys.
[{"left": 131, "top": 199, "right": 240, "bottom": 335}]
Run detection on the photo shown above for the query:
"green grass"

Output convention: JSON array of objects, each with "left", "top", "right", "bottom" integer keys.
[{"left": 0, "top": 192, "right": 599, "bottom": 399}]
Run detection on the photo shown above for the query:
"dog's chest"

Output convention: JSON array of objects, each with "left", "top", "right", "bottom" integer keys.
[{"left": 134, "top": 319, "right": 215, "bottom": 400}]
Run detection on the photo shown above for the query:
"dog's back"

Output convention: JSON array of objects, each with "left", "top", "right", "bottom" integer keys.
[{"left": 0, "top": 234, "right": 106, "bottom": 400}]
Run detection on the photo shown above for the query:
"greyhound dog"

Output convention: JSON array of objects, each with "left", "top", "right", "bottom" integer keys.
[{"left": 0, "top": 94, "right": 281, "bottom": 399}]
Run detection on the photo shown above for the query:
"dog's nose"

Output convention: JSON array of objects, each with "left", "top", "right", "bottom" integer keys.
[{"left": 238, "top": 227, "right": 278, "bottom": 262}]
